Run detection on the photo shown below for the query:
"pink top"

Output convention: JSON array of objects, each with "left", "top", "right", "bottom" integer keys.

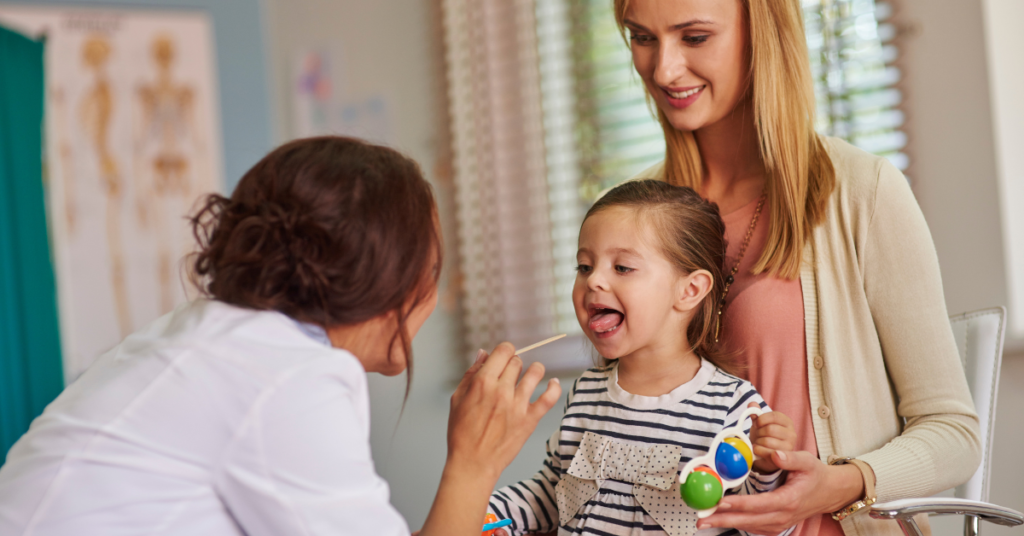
[{"left": 719, "top": 196, "right": 843, "bottom": 536}]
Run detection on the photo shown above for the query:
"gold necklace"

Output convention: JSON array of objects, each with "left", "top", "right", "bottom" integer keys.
[{"left": 714, "top": 192, "right": 767, "bottom": 344}]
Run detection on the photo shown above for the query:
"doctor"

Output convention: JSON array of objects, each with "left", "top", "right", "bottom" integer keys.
[{"left": 0, "top": 136, "right": 561, "bottom": 536}]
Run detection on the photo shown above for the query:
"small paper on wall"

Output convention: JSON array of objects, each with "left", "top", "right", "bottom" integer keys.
[{"left": 291, "top": 48, "right": 394, "bottom": 145}]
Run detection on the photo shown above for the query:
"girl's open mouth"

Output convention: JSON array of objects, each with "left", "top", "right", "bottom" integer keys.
[{"left": 588, "top": 305, "right": 624, "bottom": 337}]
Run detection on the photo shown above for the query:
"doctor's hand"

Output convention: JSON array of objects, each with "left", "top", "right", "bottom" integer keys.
[
  {"left": 419, "top": 342, "right": 561, "bottom": 536},
  {"left": 448, "top": 343, "right": 561, "bottom": 479}
]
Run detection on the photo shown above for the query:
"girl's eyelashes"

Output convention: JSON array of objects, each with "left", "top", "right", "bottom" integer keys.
[
  {"left": 575, "top": 264, "right": 592, "bottom": 274},
  {"left": 683, "top": 34, "right": 710, "bottom": 45},
  {"left": 615, "top": 265, "right": 635, "bottom": 274}
]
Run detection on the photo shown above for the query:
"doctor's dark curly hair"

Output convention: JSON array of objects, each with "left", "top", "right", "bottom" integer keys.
[{"left": 190, "top": 136, "right": 441, "bottom": 379}]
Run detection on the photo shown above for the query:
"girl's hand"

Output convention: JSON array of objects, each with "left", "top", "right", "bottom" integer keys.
[
  {"left": 697, "top": 450, "right": 866, "bottom": 535},
  {"left": 747, "top": 404, "right": 797, "bottom": 474}
]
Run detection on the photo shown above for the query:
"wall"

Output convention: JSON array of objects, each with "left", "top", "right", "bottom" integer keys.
[
  {"left": 264, "top": 0, "right": 580, "bottom": 527},
  {"left": 266, "top": 0, "right": 1024, "bottom": 531},
  {"left": 895, "top": 0, "right": 1024, "bottom": 532},
  {"left": 981, "top": 0, "right": 1024, "bottom": 340},
  {"left": 265, "top": 0, "right": 458, "bottom": 528},
  {"left": 0, "top": 0, "right": 274, "bottom": 190}
]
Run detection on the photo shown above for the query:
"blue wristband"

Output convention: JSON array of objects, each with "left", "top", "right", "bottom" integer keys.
[{"left": 482, "top": 518, "right": 513, "bottom": 531}]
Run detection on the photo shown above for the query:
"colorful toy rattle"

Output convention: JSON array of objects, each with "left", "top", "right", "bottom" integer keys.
[
  {"left": 678, "top": 406, "right": 762, "bottom": 517},
  {"left": 482, "top": 513, "right": 513, "bottom": 535}
]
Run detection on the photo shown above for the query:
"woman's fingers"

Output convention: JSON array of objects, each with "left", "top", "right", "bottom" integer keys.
[{"left": 701, "top": 450, "right": 828, "bottom": 534}]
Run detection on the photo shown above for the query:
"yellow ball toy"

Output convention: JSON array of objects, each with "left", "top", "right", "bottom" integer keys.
[{"left": 723, "top": 437, "right": 753, "bottom": 469}]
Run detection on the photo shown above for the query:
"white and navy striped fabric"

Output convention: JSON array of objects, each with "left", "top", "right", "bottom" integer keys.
[{"left": 487, "top": 358, "right": 786, "bottom": 536}]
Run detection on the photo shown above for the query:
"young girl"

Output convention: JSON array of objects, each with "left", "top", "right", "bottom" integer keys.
[{"left": 486, "top": 180, "right": 797, "bottom": 536}]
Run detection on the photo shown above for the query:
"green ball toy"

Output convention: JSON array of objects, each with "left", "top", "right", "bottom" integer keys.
[{"left": 680, "top": 468, "right": 724, "bottom": 510}]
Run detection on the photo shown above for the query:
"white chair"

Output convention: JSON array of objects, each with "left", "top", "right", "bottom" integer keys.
[{"left": 869, "top": 307, "right": 1024, "bottom": 535}]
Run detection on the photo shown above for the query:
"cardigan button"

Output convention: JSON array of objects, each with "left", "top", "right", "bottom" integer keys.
[
  {"left": 817, "top": 405, "right": 831, "bottom": 419},
  {"left": 813, "top": 355, "right": 824, "bottom": 369}
]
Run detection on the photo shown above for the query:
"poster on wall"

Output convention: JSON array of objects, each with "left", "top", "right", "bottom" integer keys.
[
  {"left": 0, "top": 7, "right": 223, "bottom": 380},
  {"left": 292, "top": 48, "right": 395, "bottom": 144}
]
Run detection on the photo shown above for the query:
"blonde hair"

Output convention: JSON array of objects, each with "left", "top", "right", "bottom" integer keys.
[
  {"left": 586, "top": 180, "right": 733, "bottom": 371},
  {"left": 613, "top": 0, "right": 835, "bottom": 279}
]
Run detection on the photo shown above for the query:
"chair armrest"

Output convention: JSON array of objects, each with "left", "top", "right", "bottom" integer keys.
[{"left": 870, "top": 498, "right": 1023, "bottom": 527}]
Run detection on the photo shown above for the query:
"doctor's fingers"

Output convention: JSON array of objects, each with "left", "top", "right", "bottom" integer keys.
[
  {"left": 497, "top": 353, "right": 524, "bottom": 392},
  {"left": 477, "top": 342, "right": 517, "bottom": 382},
  {"left": 515, "top": 361, "right": 546, "bottom": 404},
  {"left": 529, "top": 377, "right": 561, "bottom": 422},
  {"left": 452, "top": 349, "right": 489, "bottom": 404},
  {"left": 513, "top": 362, "right": 561, "bottom": 419}
]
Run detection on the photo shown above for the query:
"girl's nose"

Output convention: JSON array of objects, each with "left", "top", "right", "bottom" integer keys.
[{"left": 587, "top": 271, "right": 609, "bottom": 292}]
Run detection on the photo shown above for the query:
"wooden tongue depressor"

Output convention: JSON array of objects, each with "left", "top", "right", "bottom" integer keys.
[{"left": 515, "top": 334, "right": 567, "bottom": 356}]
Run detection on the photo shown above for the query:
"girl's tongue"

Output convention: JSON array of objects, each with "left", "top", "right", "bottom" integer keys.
[{"left": 589, "top": 309, "right": 624, "bottom": 333}]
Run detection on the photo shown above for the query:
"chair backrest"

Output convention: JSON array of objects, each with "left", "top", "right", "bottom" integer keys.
[{"left": 948, "top": 307, "right": 1007, "bottom": 503}]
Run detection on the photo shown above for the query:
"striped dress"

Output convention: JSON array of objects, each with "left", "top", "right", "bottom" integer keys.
[{"left": 487, "top": 358, "right": 787, "bottom": 536}]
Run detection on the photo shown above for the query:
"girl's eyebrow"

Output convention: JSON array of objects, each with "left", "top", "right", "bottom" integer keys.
[
  {"left": 576, "top": 246, "right": 642, "bottom": 258},
  {"left": 611, "top": 247, "right": 643, "bottom": 258}
]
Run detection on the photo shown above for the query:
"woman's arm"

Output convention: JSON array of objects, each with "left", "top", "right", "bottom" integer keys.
[
  {"left": 419, "top": 343, "right": 562, "bottom": 536},
  {"left": 854, "top": 160, "right": 981, "bottom": 498}
]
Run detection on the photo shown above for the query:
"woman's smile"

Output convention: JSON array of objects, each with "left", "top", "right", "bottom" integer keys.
[{"left": 662, "top": 84, "right": 706, "bottom": 109}]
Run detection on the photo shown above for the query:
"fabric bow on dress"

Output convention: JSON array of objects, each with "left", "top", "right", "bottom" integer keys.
[{"left": 555, "top": 431, "right": 704, "bottom": 536}]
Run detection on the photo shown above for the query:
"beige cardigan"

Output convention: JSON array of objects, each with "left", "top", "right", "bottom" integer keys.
[{"left": 629, "top": 137, "right": 981, "bottom": 536}]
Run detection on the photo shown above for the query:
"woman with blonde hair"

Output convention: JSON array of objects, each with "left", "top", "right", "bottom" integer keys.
[{"left": 611, "top": 0, "right": 980, "bottom": 535}]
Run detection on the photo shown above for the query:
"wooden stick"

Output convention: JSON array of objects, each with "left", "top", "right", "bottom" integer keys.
[{"left": 516, "top": 334, "right": 567, "bottom": 356}]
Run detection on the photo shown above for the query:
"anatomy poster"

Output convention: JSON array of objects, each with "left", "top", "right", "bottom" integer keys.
[{"left": 0, "top": 7, "right": 223, "bottom": 380}]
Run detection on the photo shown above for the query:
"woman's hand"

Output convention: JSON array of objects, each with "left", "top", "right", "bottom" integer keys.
[
  {"left": 748, "top": 405, "right": 797, "bottom": 474},
  {"left": 419, "top": 342, "right": 562, "bottom": 536},
  {"left": 697, "top": 450, "right": 866, "bottom": 535}
]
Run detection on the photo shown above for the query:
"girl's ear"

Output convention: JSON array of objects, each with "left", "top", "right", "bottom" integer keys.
[{"left": 674, "top": 269, "right": 713, "bottom": 313}]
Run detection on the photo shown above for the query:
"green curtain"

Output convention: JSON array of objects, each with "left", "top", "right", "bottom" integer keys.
[{"left": 0, "top": 24, "right": 64, "bottom": 460}]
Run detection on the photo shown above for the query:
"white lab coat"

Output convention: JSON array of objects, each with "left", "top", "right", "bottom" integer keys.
[{"left": 0, "top": 299, "right": 410, "bottom": 536}]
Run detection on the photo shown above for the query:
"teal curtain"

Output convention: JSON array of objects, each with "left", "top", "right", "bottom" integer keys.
[{"left": 0, "top": 25, "right": 64, "bottom": 460}]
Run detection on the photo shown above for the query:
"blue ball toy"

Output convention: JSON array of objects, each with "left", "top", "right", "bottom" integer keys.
[{"left": 715, "top": 441, "right": 750, "bottom": 480}]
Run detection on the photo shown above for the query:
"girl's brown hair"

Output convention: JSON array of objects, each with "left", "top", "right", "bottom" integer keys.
[
  {"left": 586, "top": 180, "right": 729, "bottom": 368},
  {"left": 190, "top": 136, "right": 441, "bottom": 392}
]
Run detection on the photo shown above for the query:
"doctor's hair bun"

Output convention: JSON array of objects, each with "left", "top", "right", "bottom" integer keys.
[{"left": 189, "top": 136, "right": 441, "bottom": 359}]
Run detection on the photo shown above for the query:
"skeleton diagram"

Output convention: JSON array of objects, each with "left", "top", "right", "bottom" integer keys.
[
  {"left": 135, "top": 35, "right": 205, "bottom": 313},
  {"left": 80, "top": 35, "right": 132, "bottom": 337}
]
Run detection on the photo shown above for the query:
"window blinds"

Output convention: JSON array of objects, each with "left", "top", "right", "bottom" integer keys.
[
  {"left": 442, "top": 0, "right": 906, "bottom": 367},
  {"left": 805, "top": 0, "right": 907, "bottom": 169}
]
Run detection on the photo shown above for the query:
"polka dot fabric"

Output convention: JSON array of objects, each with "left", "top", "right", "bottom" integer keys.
[{"left": 558, "top": 432, "right": 698, "bottom": 535}]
